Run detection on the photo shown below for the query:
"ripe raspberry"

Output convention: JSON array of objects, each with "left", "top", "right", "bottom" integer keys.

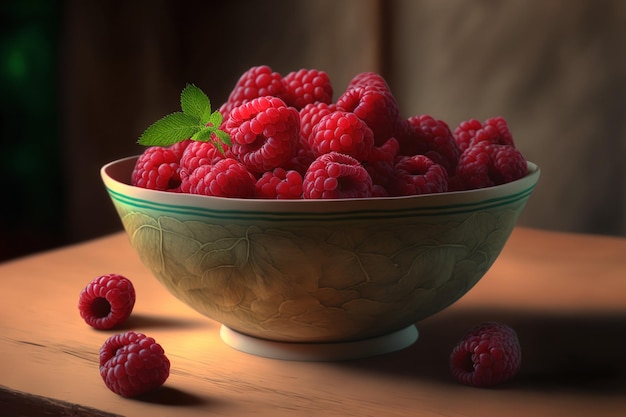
[
  {"left": 256, "top": 167, "right": 303, "bottom": 199},
  {"left": 346, "top": 71, "right": 390, "bottom": 91},
  {"left": 450, "top": 322, "right": 521, "bottom": 388},
  {"left": 336, "top": 85, "right": 401, "bottom": 146},
  {"left": 308, "top": 111, "right": 374, "bottom": 161},
  {"left": 179, "top": 140, "right": 227, "bottom": 181},
  {"left": 363, "top": 137, "right": 400, "bottom": 190},
  {"left": 131, "top": 145, "right": 184, "bottom": 192},
  {"left": 281, "top": 68, "right": 333, "bottom": 110},
  {"left": 180, "top": 158, "right": 256, "bottom": 198},
  {"left": 219, "top": 65, "right": 285, "bottom": 119},
  {"left": 78, "top": 274, "right": 135, "bottom": 330},
  {"left": 303, "top": 152, "right": 372, "bottom": 199},
  {"left": 299, "top": 102, "right": 336, "bottom": 145},
  {"left": 402, "top": 115, "right": 461, "bottom": 176},
  {"left": 99, "top": 331, "right": 170, "bottom": 397},
  {"left": 454, "top": 116, "right": 515, "bottom": 152},
  {"left": 225, "top": 96, "right": 300, "bottom": 174},
  {"left": 388, "top": 155, "right": 448, "bottom": 196},
  {"left": 455, "top": 142, "right": 527, "bottom": 190}
]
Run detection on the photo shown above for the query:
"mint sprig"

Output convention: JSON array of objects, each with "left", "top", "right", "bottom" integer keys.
[{"left": 138, "top": 84, "right": 231, "bottom": 153}]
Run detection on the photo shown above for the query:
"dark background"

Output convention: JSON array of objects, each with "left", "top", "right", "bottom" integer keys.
[{"left": 1, "top": 0, "right": 625, "bottom": 261}]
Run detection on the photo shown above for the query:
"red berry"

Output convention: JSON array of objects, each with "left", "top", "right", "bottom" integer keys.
[
  {"left": 308, "top": 110, "right": 374, "bottom": 161},
  {"left": 402, "top": 115, "right": 461, "bottom": 176},
  {"left": 131, "top": 145, "right": 185, "bottom": 191},
  {"left": 219, "top": 65, "right": 285, "bottom": 119},
  {"left": 454, "top": 116, "right": 515, "bottom": 152},
  {"left": 255, "top": 167, "right": 303, "bottom": 199},
  {"left": 179, "top": 140, "right": 227, "bottom": 181},
  {"left": 303, "top": 152, "right": 372, "bottom": 199},
  {"left": 388, "top": 155, "right": 448, "bottom": 196},
  {"left": 99, "top": 331, "right": 170, "bottom": 397},
  {"left": 455, "top": 142, "right": 527, "bottom": 190},
  {"left": 363, "top": 137, "right": 400, "bottom": 190},
  {"left": 78, "top": 274, "right": 136, "bottom": 330},
  {"left": 450, "top": 322, "right": 522, "bottom": 388},
  {"left": 299, "top": 101, "right": 336, "bottom": 145},
  {"left": 180, "top": 158, "right": 256, "bottom": 198},
  {"left": 226, "top": 96, "right": 300, "bottom": 174},
  {"left": 346, "top": 71, "right": 390, "bottom": 91},
  {"left": 281, "top": 68, "right": 333, "bottom": 110},
  {"left": 336, "top": 75, "right": 401, "bottom": 146}
]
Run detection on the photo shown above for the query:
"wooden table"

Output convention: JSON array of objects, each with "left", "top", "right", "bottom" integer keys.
[{"left": 1, "top": 227, "right": 625, "bottom": 416}]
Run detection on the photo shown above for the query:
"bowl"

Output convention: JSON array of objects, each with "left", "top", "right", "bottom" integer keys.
[{"left": 101, "top": 156, "right": 539, "bottom": 359}]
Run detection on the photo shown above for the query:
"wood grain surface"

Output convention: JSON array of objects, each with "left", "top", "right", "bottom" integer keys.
[{"left": 1, "top": 227, "right": 625, "bottom": 416}]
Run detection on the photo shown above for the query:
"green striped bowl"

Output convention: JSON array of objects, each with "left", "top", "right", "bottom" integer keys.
[{"left": 101, "top": 156, "right": 539, "bottom": 344}]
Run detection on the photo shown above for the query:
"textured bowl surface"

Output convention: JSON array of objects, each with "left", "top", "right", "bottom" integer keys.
[{"left": 101, "top": 156, "right": 539, "bottom": 343}]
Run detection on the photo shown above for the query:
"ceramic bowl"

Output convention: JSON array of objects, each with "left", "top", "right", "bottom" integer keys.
[{"left": 101, "top": 156, "right": 539, "bottom": 346}]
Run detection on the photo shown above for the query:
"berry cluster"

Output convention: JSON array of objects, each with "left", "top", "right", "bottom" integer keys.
[{"left": 132, "top": 66, "right": 528, "bottom": 198}]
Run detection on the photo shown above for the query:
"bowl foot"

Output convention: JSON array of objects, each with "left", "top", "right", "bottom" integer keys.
[{"left": 219, "top": 325, "right": 418, "bottom": 361}]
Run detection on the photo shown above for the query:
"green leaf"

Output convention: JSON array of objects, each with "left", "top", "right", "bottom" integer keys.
[
  {"left": 180, "top": 84, "right": 211, "bottom": 122},
  {"left": 138, "top": 112, "right": 202, "bottom": 146},
  {"left": 191, "top": 127, "right": 214, "bottom": 142},
  {"left": 208, "top": 110, "right": 223, "bottom": 128},
  {"left": 213, "top": 129, "right": 231, "bottom": 146}
]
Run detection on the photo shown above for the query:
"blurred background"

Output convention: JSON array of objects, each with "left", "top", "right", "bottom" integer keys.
[{"left": 1, "top": 0, "right": 625, "bottom": 261}]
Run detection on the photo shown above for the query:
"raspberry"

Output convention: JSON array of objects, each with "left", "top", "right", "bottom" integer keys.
[
  {"left": 219, "top": 65, "right": 285, "bottom": 119},
  {"left": 180, "top": 158, "right": 256, "bottom": 198},
  {"left": 255, "top": 167, "right": 303, "bottom": 199},
  {"left": 299, "top": 102, "right": 336, "bottom": 145},
  {"left": 281, "top": 68, "right": 333, "bottom": 110},
  {"left": 402, "top": 115, "right": 461, "bottom": 176},
  {"left": 78, "top": 274, "right": 136, "bottom": 330},
  {"left": 346, "top": 71, "right": 390, "bottom": 91},
  {"left": 454, "top": 116, "right": 515, "bottom": 152},
  {"left": 131, "top": 146, "right": 184, "bottom": 191},
  {"left": 308, "top": 111, "right": 374, "bottom": 161},
  {"left": 450, "top": 322, "right": 521, "bottom": 388},
  {"left": 303, "top": 152, "right": 372, "bottom": 199},
  {"left": 225, "top": 96, "right": 300, "bottom": 174},
  {"left": 336, "top": 85, "right": 401, "bottom": 146},
  {"left": 179, "top": 140, "right": 227, "bottom": 181},
  {"left": 455, "top": 142, "right": 527, "bottom": 190},
  {"left": 363, "top": 137, "right": 400, "bottom": 190},
  {"left": 99, "top": 331, "right": 170, "bottom": 397},
  {"left": 388, "top": 155, "right": 448, "bottom": 196}
]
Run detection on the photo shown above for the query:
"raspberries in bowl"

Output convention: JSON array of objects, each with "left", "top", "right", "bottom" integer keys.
[{"left": 101, "top": 66, "right": 539, "bottom": 351}]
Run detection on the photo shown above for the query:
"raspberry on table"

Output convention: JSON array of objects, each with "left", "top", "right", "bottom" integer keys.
[
  {"left": 219, "top": 65, "right": 285, "bottom": 120},
  {"left": 308, "top": 110, "right": 375, "bottom": 162},
  {"left": 78, "top": 274, "right": 136, "bottom": 330},
  {"left": 256, "top": 167, "right": 303, "bottom": 199},
  {"left": 99, "top": 331, "right": 170, "bottom": 398},
  {"left": 131, "top": 145, "right": 185, "bottom": 192},
  {"left": 225, "top": 96, "right": 300, "bottom": 174},
  {"left": 388, "top": 155, "right": 448, "bottom": 196},
  {"left": 281, "top": 68, "right": 333, "bottom": 110},
  {"left": 450, "top": 321, "right": 522, "bottom": 388},
  {"left": 180, "top": 158, "right": 257, "bottom": 198},
  {"left": 303, "top": 152, "right": 372, "bottom": 199},
  {"left": 455, "top": 142, "right": 528, "bottom": 190}
]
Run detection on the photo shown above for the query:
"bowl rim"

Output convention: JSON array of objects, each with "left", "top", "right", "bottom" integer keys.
[{"left": 101, "top": 155, "right": 540, "bottom": 214}]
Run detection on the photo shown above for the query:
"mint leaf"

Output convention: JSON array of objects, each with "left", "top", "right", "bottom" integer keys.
[
  {"left": 138, "top": 112, "right": 201, "bottom": 146},
  {"left": 191, "top": 128, "right": 214, "bottom": 142},
  {"left": 213, "top": 129, "right": 231, "bottom": 146},
  {"left": 208, "top": 110, "right": 223, "bottom": 128},
  {"left": 180, "top": 84, "right": 211, "bottom": 123}
]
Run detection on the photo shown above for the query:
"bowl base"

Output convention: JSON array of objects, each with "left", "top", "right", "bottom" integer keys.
[{"left": 219, "top": 325, "right": 418, "bottom": 361}]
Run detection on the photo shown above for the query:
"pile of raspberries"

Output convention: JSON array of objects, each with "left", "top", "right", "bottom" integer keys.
[{"left": 131, "top": 65, "right": 528, "bottom": 199}]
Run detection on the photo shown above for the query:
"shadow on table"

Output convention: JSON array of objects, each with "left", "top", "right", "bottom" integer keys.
[{"left": 343, "top": 306, "right": 626, "bottom": 395}]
